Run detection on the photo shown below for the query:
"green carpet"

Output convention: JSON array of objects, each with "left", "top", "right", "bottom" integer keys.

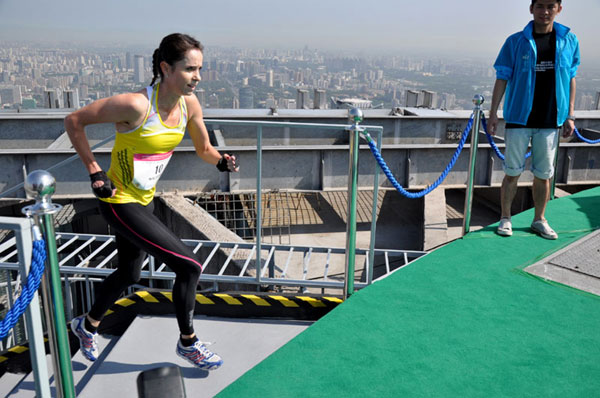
[{"left": 218, "top": 187, "right": 600, "bottom": 397}]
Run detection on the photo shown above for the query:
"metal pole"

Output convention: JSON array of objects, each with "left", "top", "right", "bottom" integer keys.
[
  {"left": 256, "top": 126, "right": 263, "bottom": 284},
  {"left": 22, "top": 170, "right": 75, "bottom": 398},
  {"left": 550, "top": 136, "right": 561, "bottom": 200},
  {"left": 462, "top": 95, "right": 485, "bottom": 236},
  {"left": 367, "top": 128, "right": 382, "bottom": 285},
  {"left": 344, "top": 108, "right": 363, "bottom": 299}
]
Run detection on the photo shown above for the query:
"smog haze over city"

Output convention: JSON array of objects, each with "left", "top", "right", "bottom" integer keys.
[{"left": 1, "top": 0, "right": 599, "bottom": 111}]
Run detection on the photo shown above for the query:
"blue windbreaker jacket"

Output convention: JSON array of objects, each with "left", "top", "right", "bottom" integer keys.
[{"left": 494, "top": 21, "right": 580, "bottom": 126}]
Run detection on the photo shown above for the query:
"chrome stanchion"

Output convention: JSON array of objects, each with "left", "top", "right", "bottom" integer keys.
[
  {"left": 462, "top": 95, "right": 484, "bottom": 236},
  {"left": 344, "top": 108, "right": 363, "bottom": 299},
  {"left": 22, "top": 170, "right": 75, "bottom": 398}
]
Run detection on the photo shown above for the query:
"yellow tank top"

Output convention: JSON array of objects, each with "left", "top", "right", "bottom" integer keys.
[{"left": 101, "top": 84, "right": 188, "bottom": 205}]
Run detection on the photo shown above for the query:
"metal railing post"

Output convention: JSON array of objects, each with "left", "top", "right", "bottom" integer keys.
[
  {"left": 0, "top": 217, "right": 51, "bottom": 397},
  {"left": 462, "top": 95, "right": 484, "bottom": 236},
  {"left": 344, "top": 108, "right": 363, "bottom": 299},
  {"left": 22, "top": 170, "right": 75, "bottom": 398},
  {"left": 256, "top": 125, "right": 263, "bottom": 284}
]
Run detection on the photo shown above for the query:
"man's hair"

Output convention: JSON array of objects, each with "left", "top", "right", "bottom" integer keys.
[{"left": 531, "top": 0, "right": 562, "bottom": 5}]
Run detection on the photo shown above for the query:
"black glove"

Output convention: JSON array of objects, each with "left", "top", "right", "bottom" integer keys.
[
  {"left": 216, "top": 154, "right": 238, "bottom": 172},
  {"left": 89, "top": 171, "right": 115, "bottom": 198}
]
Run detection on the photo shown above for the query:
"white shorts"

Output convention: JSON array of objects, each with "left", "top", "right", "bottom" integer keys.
[{"left": 503, "top": 128, "right": 559, "bottom": 179}]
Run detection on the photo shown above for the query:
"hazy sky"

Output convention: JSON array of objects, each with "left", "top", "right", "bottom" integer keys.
[{"left": 0, "top": 0, "right": 598, "bottom": 61}]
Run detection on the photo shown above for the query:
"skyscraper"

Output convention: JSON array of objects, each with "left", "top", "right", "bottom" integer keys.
[
  {"left": 267, "top": 69, "right": 274, "bottom": 88},
  {"left": 239, "top": 87, "right": 254, "bottom": 109},
  {"left": 134, "top": 55, "right": 145, "bottom": 84},
  {"left": 313, "top": 89, "right": 326, "bottom": 109},
  {"left": 63, "top": 89, "right": 80, "bottom": 109},
  {"left": 296, "top": 89, "right": 309, "bottom": 109},
  {"left": 44, "top": 89, "right": 62, "bottom": 109}
]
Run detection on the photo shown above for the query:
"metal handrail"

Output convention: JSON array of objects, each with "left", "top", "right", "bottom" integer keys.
[{"left": 203, "top": 117, "right": 384, "bottom": 296}]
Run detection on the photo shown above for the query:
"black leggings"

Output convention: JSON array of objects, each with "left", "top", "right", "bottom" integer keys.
[{"left": 88, "top": 200, "right": 202, "bottom": 336}]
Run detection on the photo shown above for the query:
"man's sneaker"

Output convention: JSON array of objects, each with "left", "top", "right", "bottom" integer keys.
[
  {"left": 176, "top": 339, "right": 223, "bottom": 371},
  {"left": 496, "top": 217, "right": 513, "bottom": 237},
  {"left": 531, "top": 219, "right": 558, "bottom": 240},
  {"left": 70, "top": 315, "right": 99, "bottom": 361}
]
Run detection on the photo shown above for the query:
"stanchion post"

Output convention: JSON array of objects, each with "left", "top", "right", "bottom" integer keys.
[
  {"left": 22, "top": 170, "right": 75, "bottom": 398},
  {"left": 462, "top": 95, "right": 485, "bottom": 236},
  {"left": 344, "top": 108, "right": 362, "bottom": 299}
]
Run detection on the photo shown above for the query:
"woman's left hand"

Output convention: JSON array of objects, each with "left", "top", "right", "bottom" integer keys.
[{"left": 216, "top": 153, "right": 239, "bottom": 172}]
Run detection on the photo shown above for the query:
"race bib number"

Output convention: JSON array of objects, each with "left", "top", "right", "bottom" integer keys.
[{"left": 132, "top": 151, "right": 173, "bottom": 190}]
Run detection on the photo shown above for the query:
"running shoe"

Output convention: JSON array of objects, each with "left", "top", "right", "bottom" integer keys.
[
  {"left": 71, "top": 315, "right": 99, "bottom": 361},
  {"left": 176, "top": 339, "right": 223, "bottom": 371}
]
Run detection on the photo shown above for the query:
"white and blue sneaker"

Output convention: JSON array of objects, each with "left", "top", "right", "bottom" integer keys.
[
  {"left": 176, "top": 339, "right": 223, "bottom": 371},
  {"left": 70, "top": 315, "right": 99, "bottom": 361}
]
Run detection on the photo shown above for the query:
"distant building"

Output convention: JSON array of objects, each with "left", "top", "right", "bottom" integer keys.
[
  {"left": 267, "top": 69, "right": 274, "bottom": 87},
  {"left": 44, "top": 88, "right": 63, "bottom": 109},
  {"left": 21, "top": 98, "right": 37, "bottom": 109},
  {"left": 63, "top": 89, "right": 80, "bottom": 109},
  {"left": 0, "top": 86, "right": 22, "bottom": 106},
  {"left": 126, "top": 52, "right": 134, "bottom": 70},
  {"left": 314, "top": 89, "right": 327, "bottom": 109},
  {"left": 134, "top": 55, "right": 144, "bottom": 84},
  {"left": 441, "top": 93, "right": 456, "bottom": 109},
  {"left": 195, "top": 88, "right": 206, "bottom": 107},
  {"left": 239, "top": 87, "right": 254, "bottom": 108},
  {"left": 331, "top": 97, "right": 372, "bottom": 109},
  {"left": 596, "top": 92, "right": 600, "bottom": 111},
  {"left": 296, "top": 88, "right": 309, "bottom": 109}
]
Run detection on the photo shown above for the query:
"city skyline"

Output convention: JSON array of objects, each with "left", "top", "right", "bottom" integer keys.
[{"left": 1, "top": 0, "right": 599, "bottom": 63}]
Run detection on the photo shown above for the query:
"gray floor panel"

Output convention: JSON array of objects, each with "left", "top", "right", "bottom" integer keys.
[
  {"left": 525, "top": 229, "right": 600, "bottom": 296},
  {"left": 79, "top": 315, "right": 311, "bottom": 398},
  {"left": 548, "top": 230, "right": 600, "bottom": 278}
]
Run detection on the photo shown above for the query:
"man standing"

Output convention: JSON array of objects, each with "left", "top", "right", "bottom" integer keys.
[{"left": 488, "top": 0, "right": 580, "bottom": 239}]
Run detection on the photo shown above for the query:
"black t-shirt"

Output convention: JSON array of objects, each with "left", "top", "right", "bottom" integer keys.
[{"left": 506, "top": 30, "right": 557, "bottom": 129}]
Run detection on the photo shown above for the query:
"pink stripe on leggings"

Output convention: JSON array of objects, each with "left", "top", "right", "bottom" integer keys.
[{"left": 109, "top": 203, "right": 203, "bottom": 271}]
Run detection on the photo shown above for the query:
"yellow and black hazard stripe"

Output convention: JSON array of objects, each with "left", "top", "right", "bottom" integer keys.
[{"left": 99, "top": 290, "right": 342, "bottom": 334}]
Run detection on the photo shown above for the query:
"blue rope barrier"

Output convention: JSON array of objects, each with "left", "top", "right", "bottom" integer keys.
[
  {"left": 480, "top": 115, "right": 531, "bottom": 161},
  {"left": 574, "top": 127, "right": 600, "bottom": 144},
  {"left": 364, "top": 114, "right": 474, "bottom": 199},
  {"left": 0, "top": 239, "right": 46, "bottom": 340}
]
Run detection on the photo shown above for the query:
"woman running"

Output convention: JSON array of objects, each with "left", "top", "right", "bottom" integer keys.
[{"left": 65, "top": 33, "right": 237, "bottom": 371}]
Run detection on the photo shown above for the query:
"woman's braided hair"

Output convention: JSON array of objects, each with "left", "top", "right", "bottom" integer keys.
[{"left": 150, "top": 33, "right": 204, "bottom": 86}]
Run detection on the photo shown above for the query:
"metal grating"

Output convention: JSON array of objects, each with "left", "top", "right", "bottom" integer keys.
[
  {"left": 548, "top": 232, "right": 600, "bottom": 278},
  {"left": 191, "top": 190, "right": 386, "bottom": 245}
]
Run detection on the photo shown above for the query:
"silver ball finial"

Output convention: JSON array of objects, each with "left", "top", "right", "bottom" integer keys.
[
  {"left": 473, "top": 95, "right": 485, "bottom": 106},
  {"left": 21, "top": 170, "right": 62, "bottom": 217},
  {"left": 348, "top": 107, "right": 363, "bottom": 124},
  {"left": 24, "top": 170, "right": 56, "bottom": 200}
]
